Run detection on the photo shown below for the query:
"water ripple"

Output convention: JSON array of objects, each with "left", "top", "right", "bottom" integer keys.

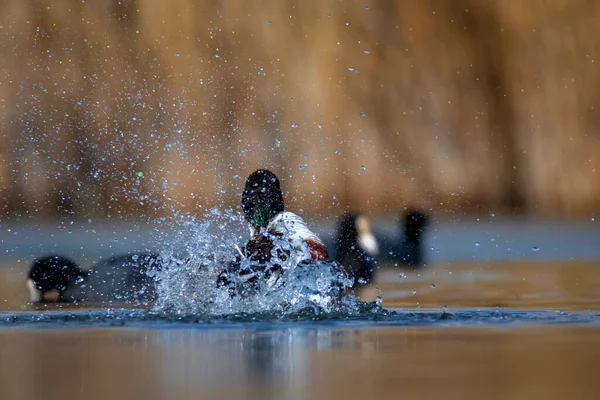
[{"left": 0, "top": 307, "right": 598, "bottom": 329}]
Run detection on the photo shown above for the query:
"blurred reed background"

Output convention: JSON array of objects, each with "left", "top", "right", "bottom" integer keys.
[{"left": 0, "top": 0, "right": 599, "bottom": 220}]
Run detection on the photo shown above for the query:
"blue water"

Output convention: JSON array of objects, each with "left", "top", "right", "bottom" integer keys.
[
  {"left": 2, "top": 217, "right": 598, "bottom": 330},
  {"left": 1, "top": 308, "right": 598, "bottom": 329},
  {"left": 1, "top": 218, "right": 599, "bottom": 264}
]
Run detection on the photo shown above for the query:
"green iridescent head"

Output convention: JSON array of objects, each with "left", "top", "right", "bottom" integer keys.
[{"left": 242, "top": 169, "right": 285, "bottom": 228}]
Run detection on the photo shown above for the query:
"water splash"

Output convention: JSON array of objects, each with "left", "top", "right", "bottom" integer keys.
[{"left": 150, "top": 209, "right": 358, "bottom": 318}]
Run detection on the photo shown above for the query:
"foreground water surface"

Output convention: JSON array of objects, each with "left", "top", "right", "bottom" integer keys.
[
  {"left": 0, "top": 260, "right": 599, "bottom": 399},
  {"left": 1, "top": 325, "right": 599, "bottom": 400},
  {"left": 0, "top": 219, "right": 599, "bottom": 399}
]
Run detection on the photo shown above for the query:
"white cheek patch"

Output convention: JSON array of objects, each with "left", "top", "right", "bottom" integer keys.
[
  {"left": 358, "top": 232, "right": 379, "bottom": 256},
  {"left": 26, "top": 279, "right": 43, "bottom": 302}
]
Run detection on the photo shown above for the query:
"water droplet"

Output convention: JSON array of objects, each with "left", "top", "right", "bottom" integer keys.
[
  {"left": 357, "top": 277, "right": 366, "bottom": 284},
  {"left": 291, "top": 123, "right": 298, "bottom": 128},
  {"left": 365, "top": 6, "right": 369, "bottom": 10},
  {"left": 348, "top": 66, "right": 355, "bottom": 72},
  {"left": 475, "top": 241, "right": 480, "bottom": 247},
  {"left": 274, "top": 139, "right": 281, "bottom": 148},
  {"left": 175, "top": 53, "right": 180, "bottom": 57},
  {"left": 592, "top": 217, "right": 596, "bottom": 222},
  {"left": 87, "top": 219, "right": 92, "bottom": 224},
  {"left": 361, "top": 137, "right": 365, "bottom": 143},
  {"left": 360, "top": 112, "right": 366, "bottom": 117},
  {"left": 532, "top": 246, "right": 539, "bottom": 252},
  {"left": 490, "top": 213, "right": 495, "bottom": 217},
  {"left": 399, "top": 272, "right": 407, "bottom": 279},
  {"left": 412, "top": 289, "right": 417, "bottom": 295},
  {"left": 431, "top": 284, "right": 436, "bottom": 289},
  {"left": 363, "top": 49, "right": 370, "bottom": 54},
  {"left": 299, "top": 164, "right": 307, "bottom": 171},
  {"left": 443, "top": 305, "right": 448, "bottom": 313},
  {"left": 290, "top": 97, "right": 294, "bottom": 102},
  {"left": 375, "top": 296, "right": 382, "bottom": 307},
  {"left": 267, "top": 20, "right": 272, "bottom": 24}
]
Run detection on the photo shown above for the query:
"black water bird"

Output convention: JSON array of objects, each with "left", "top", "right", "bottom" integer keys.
[
  {"left": 333, "top": 213, "right": 379, "bottom": 286},
  {"left": 26, "top": 253, "right": 162, "bottom": 304},
  {"left": 27, "top": 256, "right": 86, "bottom": 302}
]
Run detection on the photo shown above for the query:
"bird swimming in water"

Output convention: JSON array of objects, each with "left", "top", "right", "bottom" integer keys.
[
  {"left": 334, "top": 213, "right": 379, "bottom": 286},
  {"left": 26, "top": 255, "right": 85, "bottom": 303},
  {"left": 26, "top": 253, "right": 162, "bottom": 305},
  {"left": 217, "top": 169, "right": 331, "bottom": 295},
  {"left": 242, "top": 169, "right": 329, "bottom": 262},
  {"left": 332, "top": 208, "right": 429, "bottom": 286}
]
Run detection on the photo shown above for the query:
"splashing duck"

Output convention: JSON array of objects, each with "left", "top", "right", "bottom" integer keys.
[
  {"left": 217, "top": 169, "right": 330, "bottom": 293},
  {"left": 242, "top": 169, "right": 329, "bottom": 262}
]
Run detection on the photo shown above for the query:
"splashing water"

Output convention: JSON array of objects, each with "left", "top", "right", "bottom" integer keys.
[{"left": 150, "top": 209, "right": 359, "bottom": 318}]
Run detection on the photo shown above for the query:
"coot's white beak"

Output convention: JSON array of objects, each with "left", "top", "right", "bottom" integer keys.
[
  {"left": 26, "top": 279, "right": 43, "bottom": 302},
  {"left": 358, "top": 232, "right": 379, "bottom": 256}
]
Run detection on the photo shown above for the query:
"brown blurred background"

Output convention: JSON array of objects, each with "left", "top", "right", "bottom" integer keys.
[{"left": 0, "top": 0, "right": 599, "bottom": 220}]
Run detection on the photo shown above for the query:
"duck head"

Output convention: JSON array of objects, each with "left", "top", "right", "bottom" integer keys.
[{"left": 242, "top": 169, "right": 285, "bottom": 229}]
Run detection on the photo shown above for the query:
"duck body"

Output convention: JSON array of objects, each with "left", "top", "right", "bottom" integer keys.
[{"left": 217, "top": 211, "right": 331, "bottom": 297}]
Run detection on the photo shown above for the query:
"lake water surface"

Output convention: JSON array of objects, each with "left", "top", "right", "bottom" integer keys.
[{"left": 0, "top": 220, "right": 598, "bottom": 399}]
